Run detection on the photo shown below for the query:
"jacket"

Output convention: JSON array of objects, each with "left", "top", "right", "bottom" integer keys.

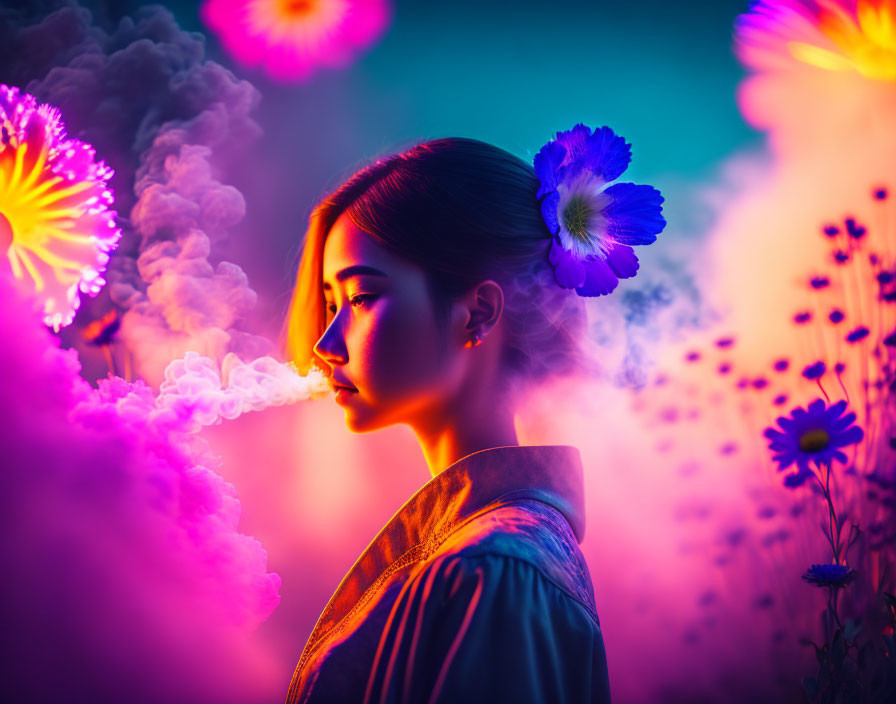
[{"left": 285, "top": 444, "right": 611, "bottom": 703}]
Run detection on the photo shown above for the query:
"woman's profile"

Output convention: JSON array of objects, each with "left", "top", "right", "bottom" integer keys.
[{"left": 280, "top": 130, "right": 663, "bottom": 703}]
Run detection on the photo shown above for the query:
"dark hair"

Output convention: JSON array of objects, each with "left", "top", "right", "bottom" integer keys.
[{"left": 279, "top": 137, "right": 597, "bottom": 393}]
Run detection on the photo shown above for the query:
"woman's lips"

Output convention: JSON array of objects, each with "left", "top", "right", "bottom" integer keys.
[{"left": 334, "top": 386, "right": 358, "bottom": 403}]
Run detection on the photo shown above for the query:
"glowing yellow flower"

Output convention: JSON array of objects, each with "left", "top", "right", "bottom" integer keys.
[
  {"left": 736, "top": 0, "right": 896, "bottom": 81},
  {"left": 0, "top": 85, "right": 121, "bottom": 331}
]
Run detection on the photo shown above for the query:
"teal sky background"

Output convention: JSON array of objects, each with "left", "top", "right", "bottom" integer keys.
[{"left": 93, "top": 0, "right": 762, "bottom": 322}]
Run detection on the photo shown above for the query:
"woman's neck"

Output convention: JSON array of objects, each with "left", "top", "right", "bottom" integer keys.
[{"left": 412, "top": 387, "right": 519, "bottom": 478}]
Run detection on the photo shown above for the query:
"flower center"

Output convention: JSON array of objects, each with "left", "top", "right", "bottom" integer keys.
[
  {"left": 799, "top": 428, "right": 830, "bottom": 453},
  {"left": 562, "top": 193, "right": 596, "bottom": 247},
  {"left": 279, "top": 0, "right": 315, "bottom": 17}
]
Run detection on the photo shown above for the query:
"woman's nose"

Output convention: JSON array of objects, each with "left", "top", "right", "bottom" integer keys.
[{"left": 313, "top": 318, "right": 348, "bottom": 366}]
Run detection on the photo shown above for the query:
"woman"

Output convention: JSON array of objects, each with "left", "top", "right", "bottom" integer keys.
[{"left": 280, "top": 130, "right": 663, "bottom": 703}]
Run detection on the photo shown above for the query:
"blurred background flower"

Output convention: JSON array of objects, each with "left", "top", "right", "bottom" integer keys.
[
  {"left": 736, "top": 0, "right": 896, "bottom": 80},
  {"left": 200, "top": 0, "right": 392, "bottom": 82}
]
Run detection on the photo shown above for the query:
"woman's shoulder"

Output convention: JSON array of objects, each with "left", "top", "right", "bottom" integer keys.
[
  {"left": 368, "top": 505, "right": 612, "bottom": 704},
  {"left": 426, "top": 498, "right": 599, "bottom": 622}
]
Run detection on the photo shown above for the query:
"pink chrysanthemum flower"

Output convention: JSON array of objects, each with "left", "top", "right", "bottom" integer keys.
[
  {"left": 201, "top": 0, "right": 391, "bottom": 82},
  {"left": 736, "top": 0, "right": 896, "bottom": 81},
  {"left": 0, "top": 85, "right": 121, "bottom": 332}
]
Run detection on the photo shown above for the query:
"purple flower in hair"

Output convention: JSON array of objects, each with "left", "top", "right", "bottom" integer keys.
[{"left": 533, "top": 124, "right": 666, "bottom": 296}]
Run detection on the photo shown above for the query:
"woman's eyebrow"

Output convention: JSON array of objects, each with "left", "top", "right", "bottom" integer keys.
[{"left": 322, "top": 264, "right": 388, "bottom": 290}]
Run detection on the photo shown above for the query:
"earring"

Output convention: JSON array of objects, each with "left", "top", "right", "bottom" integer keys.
[{"left": 465, "top": 331, "right": 482, "bottom": 348}]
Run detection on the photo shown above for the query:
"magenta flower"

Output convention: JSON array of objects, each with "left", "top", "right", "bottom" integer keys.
[{"left": 201, "top": 0, "right": 391, "bottom": 82}]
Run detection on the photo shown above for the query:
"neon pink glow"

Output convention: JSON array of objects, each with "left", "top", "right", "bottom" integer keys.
[
  {"left": 201, "top": 0, "right": 392, "bottom": 82},
  {"left": 0, "top": 84, "right": 121, "bottom": 332}
]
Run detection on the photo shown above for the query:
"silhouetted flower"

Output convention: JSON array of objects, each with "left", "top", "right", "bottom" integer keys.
[
  {"left": 846, "top": 326, "right": 869, "bottom": 343},
  {"left": 845, "top": 217, "right": 866, "bottom": 239},
  {"left": 82, "top": 309, "right": 120, "bottom": 346},
  {"left": 803, "top": 361, "right": 826, "bottom": 379},
  {"left": 801, "top": 563, "right": 857, "bottom": 588}
]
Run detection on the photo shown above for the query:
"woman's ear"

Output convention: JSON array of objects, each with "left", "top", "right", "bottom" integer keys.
[{"left": 462, "top": 279, "right": 504, "bottom": 341}]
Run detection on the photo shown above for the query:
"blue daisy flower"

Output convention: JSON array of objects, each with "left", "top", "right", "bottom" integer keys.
[
  {"left": 533, "top": 124, "right": 666, "bottom": 296},
  {"left": 801, "top": 563, "right": 857, "bottom": 589},
  {"left": 763, "top": 399, "right": 864, "bottom": 485}
]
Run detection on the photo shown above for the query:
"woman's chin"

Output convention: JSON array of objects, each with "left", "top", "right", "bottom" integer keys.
[
  {"left": 343, "top": 405, "right": 400, "bottom": 434},
  {"left": 341, "top": 405, "right": 381, "bottom": 434}
]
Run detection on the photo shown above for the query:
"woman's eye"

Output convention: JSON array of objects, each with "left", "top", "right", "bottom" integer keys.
[
  {"left": 349, "top": 294, "right": 375, "bottom": 308},
  {"left": 326, "top": 294, "right": 375, "bottom": 315}
]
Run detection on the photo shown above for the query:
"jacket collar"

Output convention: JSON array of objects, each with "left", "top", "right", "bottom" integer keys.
[{"left": 308, "top": 445, "right": 586, "bottom": 648}]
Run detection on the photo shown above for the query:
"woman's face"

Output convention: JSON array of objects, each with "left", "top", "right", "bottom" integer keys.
[{"left": 314, "top": 212, "right": 467, "bottom": 433}]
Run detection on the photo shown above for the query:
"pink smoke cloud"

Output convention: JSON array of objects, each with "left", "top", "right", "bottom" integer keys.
[{"left": 0, "top": 268, "right": 285, "bottom": 703}]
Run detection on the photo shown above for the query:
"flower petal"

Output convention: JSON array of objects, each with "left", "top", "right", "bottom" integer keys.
[
  {"left": 575, "top": 256, "right": 619, "bottom": 297},
  {"left": 784, "top": 469, "right": 812, "bottom": 487},
  {"left": 829, "top": 412, "right": 857, "bottom": 431},
  {"left": 831, "top": 425, "right": 864, "bottom": 447},
  {"left": 830, "top": 449, "right": 848, "bottom": 464},
  {"left": 583, "top": 126, "right": 632, "bottom": 182},
  {"left": 777, "top": 416, "right": 796, "bottom": 431},
  {"left": 549, "top": 240, "right": 586, "bottom": 289},
  {"left": 605, "top": 243, "right": 639, "bottom": 279},
  {"left": 764, "top": 427, "right": 785, "bottom": 441},
  {"left": 807, "top": 399, "right": 826, "bottom": 415},
  {"left": 534, "top": 141, "right": 566, "bottom": 200},
  {"left": 554, "top": 123, "right": 593, "bottom": 180},
  {"left": 540, "top": 191, "right": 560, "bottom": 235},
  {"left": 603, "top": 182, "right": 666, "bottom": 245}
]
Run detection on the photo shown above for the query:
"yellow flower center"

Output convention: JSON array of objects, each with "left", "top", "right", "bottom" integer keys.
[
  {"left": 562, "top": 193, "right": 596, "bottom": 248},
  {"left": 278, "top": 0, "right": 315, "bottom": 18},
  {"left": 799, "top": 428, "right": 830, "bottom": 453}
]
